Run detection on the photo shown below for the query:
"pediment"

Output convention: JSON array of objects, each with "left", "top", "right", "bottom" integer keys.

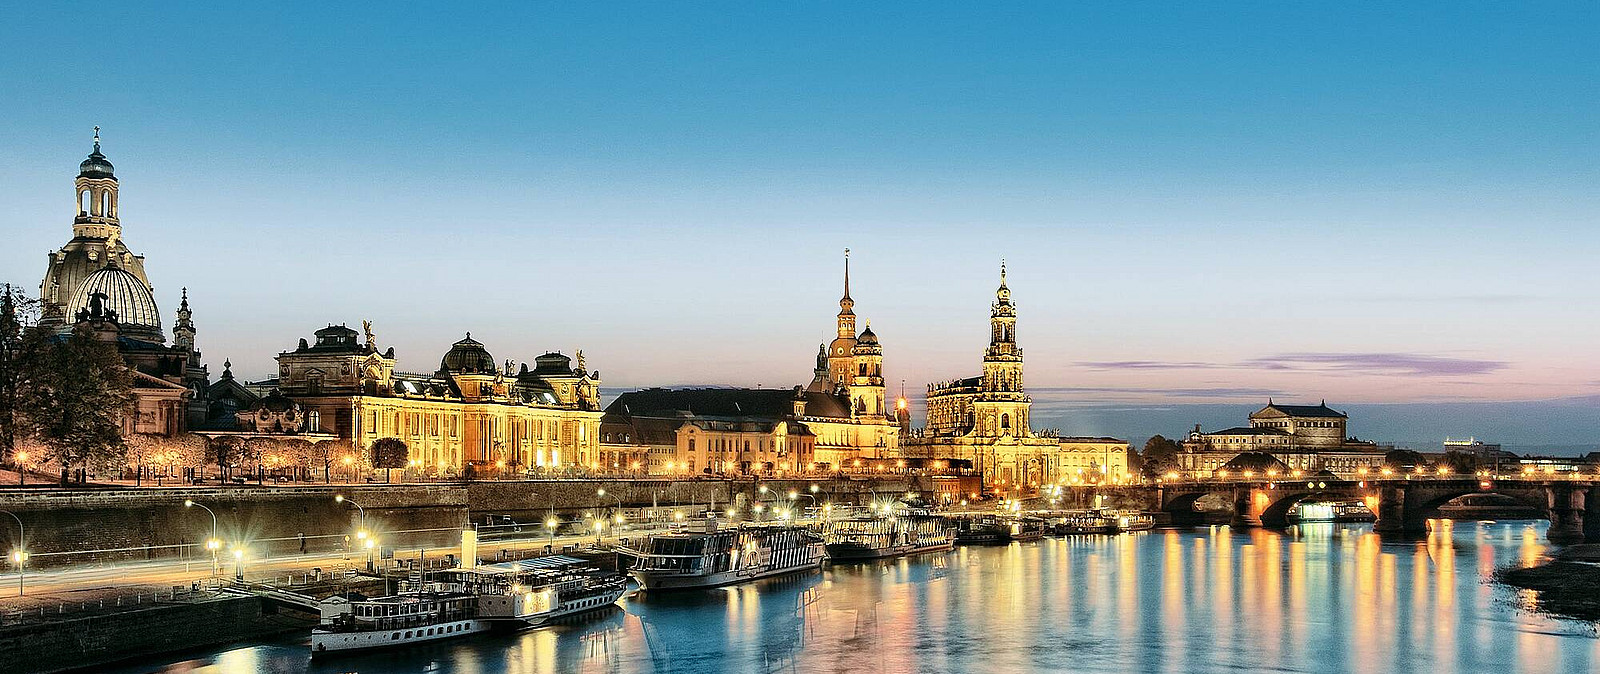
[{"left": 133, "top": 369, "right": 188, "bottom": 390}]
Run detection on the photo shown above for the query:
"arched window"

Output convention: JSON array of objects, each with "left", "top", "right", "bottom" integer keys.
[{"left": 1001, "top": 414, "right": 1011, "bottom": 430}]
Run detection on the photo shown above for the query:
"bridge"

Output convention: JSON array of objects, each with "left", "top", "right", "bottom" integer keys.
[{"left": 1111, "top": 477, "right": 1600, "bottom": 543}]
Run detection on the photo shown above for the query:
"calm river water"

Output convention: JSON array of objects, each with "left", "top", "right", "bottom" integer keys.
[{"left": 115, "top": 520, "right": 1598, "bottom": 674}]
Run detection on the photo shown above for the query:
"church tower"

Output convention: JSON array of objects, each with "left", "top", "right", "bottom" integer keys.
[
  {"left": 39, "top": 128, "right": 154, "bottom": 330},
  {"left": 75, "top": 127, "right": 121, "bottom": 241},
  {"left": 849, "top": 321, "right": 886, "bottom": 418},
  {"left": 826, "top": 249, "right": 858, "bottom": 388},
  {"left": 173, "top": 288, "right": 196, "bottom": 350},
  {"left": 973, "top": 261, "right": 1031, "bottom": 437}
]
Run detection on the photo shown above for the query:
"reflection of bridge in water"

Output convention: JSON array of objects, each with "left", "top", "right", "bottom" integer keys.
[{"left": 1093, "top": 477, "right": 1599, "bottom": 543}]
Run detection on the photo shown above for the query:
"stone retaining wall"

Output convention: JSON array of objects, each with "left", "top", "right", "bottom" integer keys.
[{"left": 0, "top": 477, "right": 924, "bottom": 567}]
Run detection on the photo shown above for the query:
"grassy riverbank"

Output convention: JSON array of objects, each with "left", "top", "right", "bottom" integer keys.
[{"left": 1495, "top": 544, "right": 1600, "bottom": 621}]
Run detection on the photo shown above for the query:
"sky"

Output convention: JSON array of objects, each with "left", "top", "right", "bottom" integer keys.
[{"left": 2, "top": 3, "right": 1597, "bottom": 446}]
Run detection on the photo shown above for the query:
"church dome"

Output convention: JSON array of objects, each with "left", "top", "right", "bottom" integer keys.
[
  {"left": 79, "top": 143, "right": 115, "bottom": 180},
  {"left": 857, "top": 325, "right": 879, "bottom": 345},
  {"left": 440, "top": 333, "right": 496, "bottom": 375},
  {"left": 67, "top": 265, "right": 161, "bottom": 338}
]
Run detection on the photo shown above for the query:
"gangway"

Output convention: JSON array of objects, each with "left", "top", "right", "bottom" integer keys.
[{"left": 227, "top": 581, "right": 325, "bottom": 613}]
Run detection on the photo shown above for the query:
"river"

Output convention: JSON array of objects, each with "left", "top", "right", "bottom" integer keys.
[{"left": 113, "top": 520, "right": 1598, "bottom": 673}]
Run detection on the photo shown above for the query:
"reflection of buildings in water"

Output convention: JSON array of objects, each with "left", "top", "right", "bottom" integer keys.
[{"left": 629, "top": 572, "right": 820, "bottom": 672}]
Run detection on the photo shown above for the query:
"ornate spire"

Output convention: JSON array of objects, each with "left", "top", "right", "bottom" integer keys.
[
  {"left": 835, "top": 248, "right": 856, "bottom": 341},
  {"left": 221, "top": 359, "right": 233, "bottom": 379},
  {"left": 173, "top": 288, "right": 196, "bottom": 348},
  {"left": 78, "top": 125, "right": 116, "bottom": 181},
  {"left": 992, "top": 259, "right": 1014, "bottom": 315},
  {"left": 840, "top": 248, "right": 854, "bottom": 311}
]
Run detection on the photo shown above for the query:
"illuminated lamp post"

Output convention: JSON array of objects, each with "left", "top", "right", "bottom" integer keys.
[
  {"left": 0, "top": 510, "right": 25, "bottom": 595},
  {"left": 335, "top": 495, "right": 373, "bottom": 572},
  {"left": 184, "top": 499, "right": 222, "bottom": 575}
]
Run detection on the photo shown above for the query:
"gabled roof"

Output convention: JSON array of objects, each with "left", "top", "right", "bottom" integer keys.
[
  {"left": 1219, "top": 452, "right": 1290, "bottom": 472},
  {"left": 1252, "top": 402, "right": 1346, "bottom": 419},
  {"left": 600, "top": 415, "right": 683, "bottom": 445},
  {"left": 1206, "top": 426, "right": 1290, "bottom": 436},
  {"left": 603, "top": 387, "right": 850, "bottom": 421}
]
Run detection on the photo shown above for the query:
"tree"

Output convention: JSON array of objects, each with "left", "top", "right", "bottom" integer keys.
[
  {"left": 0, "top": 284, "right": 43, "bottom": 467},
  {"left": 20, "top": 325, "right": 134, "bottom": 483},
  {"left": 242, "top": 437, "right": 278, "bottom": 480},
  {"left": 1384, "top": 449, "right": 1427, "bottom": 472},
  {"left": 1140, "top": 434, "right": 1184, "bottom": 478},
  {"left": 206, "top": 436, "right": 244, "bottom": 479},
  {"left": 1440, "top": 450, "right": 1479, "bottom": 475},
  {"left": 370, "top": 437, "right": 408, "bottom": 482},
  {"left": 125, "top": 433, "right": 209, "bottom": 484}
]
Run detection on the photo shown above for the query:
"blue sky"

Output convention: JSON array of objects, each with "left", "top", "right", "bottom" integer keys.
[{"left": 2, "top": 3, "right": 1597, "bottom": 443}]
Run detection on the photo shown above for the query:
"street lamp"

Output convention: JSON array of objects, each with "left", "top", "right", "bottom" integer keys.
[
  {"left": 0, "top": 510, "right": 24, "bottom": 596},
  {"left": 789, "top": 490, "right": 817, "bottom": 519},
  {"left": 232, "top": 546, "right": 245, "bottom": 582},
  {"left": 335, "top": 495, "right": 373, "bottom": 572},
  {"left": 184, "top": 499, "right": 221, "bottom": 576},
  {"left": 546, "top": 517, "right": 559, "bottom": 549}
]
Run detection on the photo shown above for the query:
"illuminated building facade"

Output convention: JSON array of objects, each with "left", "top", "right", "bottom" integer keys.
[
  {"left": 273, "top": 325, "right": 604, "bottom": 475},
  {"left": 903, "top": 263, "right": 1129, "bottom": 491},
  {"left": 1178, "top": 402, "right": 1388, "bottom": 478},
  {"left": 599, "top": 251, "right": 903, "bottom": 474}
]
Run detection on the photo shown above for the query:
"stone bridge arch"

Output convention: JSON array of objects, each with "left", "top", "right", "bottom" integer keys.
[
  {"left": 1371, "top": 480, "right": 1600, "bottom": 543},
  {"left": 1256, "top": 490, "right": 1367, "bottom": 528}
]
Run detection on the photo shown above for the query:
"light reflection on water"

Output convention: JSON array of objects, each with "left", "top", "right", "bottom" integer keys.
[{"left": 116, "top": 521, "right": 1598, "bottom": 674}]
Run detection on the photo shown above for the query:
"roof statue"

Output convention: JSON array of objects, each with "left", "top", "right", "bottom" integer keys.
[
  {"left": 576, "top": 349, "right": 587, "bottom": 373},
  {"left": 362, "top": 319, "right": 376, "bottom": 352}
]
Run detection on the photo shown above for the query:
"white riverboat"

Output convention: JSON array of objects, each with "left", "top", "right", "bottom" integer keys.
[
  {"left": 621, "top": 518, "right": 825, "bottom": 590},
  {"left": 310, "top": 555, "right": 627, "bottom": 656},
  {"left": 823, "top": 507, "right": 955, "bottom": 560}
]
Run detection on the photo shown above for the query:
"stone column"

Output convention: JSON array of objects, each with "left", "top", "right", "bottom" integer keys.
[
  {"left": 1371, "top": 484, "right": 1421, "bottom": 534},
  {"left": 1230, "top": 486, "right": 1262, "bottom": 528},
  {"left": 1545, "top": 484, "right": 1587, "bottom": 544}
]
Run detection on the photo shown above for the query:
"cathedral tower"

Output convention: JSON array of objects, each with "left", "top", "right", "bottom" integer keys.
[
  {"left": 826, "top": 249, "right": 858, "bottom": 388},
  {"left": 973, "top": 261, "right": 1030, "bottom": 436}
]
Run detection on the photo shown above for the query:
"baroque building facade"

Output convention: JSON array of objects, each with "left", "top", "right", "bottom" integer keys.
[
  {"left": 903, "top": 264, "right": 1129, "bottom": 492},
  {"left": 269, "top": 324, "right": 605, "bottom": 475},
  {"left": 34, "top": 131, "right": 211, "bottom": 436},
  {"left": 599, "top": 251, "right": 904, "bottom": 474},
  {"left": 1178, "top": 401, "right": 1389, "bottom": 478}
]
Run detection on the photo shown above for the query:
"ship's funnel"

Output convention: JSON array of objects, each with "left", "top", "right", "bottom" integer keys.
[{"left": 461, "top": 529, "right": 477, "bottom": 569}]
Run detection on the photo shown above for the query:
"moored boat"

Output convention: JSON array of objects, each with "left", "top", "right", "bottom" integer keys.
[
  {"left": 621, "top": 518, "right": 825, "bottom": 591},
  {"left": 1052, "top": 512, "right": 1118, "bottom": 535},
  {"left": 823, "top": 506, "right": 955, "bottom": 560},
  {"left": 1008, "top": 516, "right": 1048, "bottom": 541},
  {"left": 953, "top": 515, "right": 1010, "bottom": 545},
  {"left": 310, "top": 555, "right": 627, "bottom": 656}
]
